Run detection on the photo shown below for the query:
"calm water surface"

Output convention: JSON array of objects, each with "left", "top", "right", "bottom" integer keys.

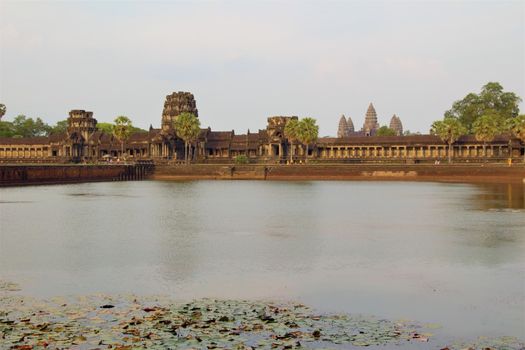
[{"left": 0, "top": 180, "right": 524, "bottom": 339}]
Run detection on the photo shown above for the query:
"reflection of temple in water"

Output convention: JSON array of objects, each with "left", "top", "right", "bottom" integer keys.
[{"left": 471, "top": 183, "right": 525, "bottom": 210}]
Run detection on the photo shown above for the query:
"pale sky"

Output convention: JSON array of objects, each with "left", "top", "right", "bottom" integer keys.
[{"left": 1, "top": 0, "right": 524, "bottom": 136}]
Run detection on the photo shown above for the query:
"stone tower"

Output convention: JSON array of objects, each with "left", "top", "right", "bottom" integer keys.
[
  {"left": 67, "top": 110, "right": 97, "bottom": 141},
  {"left": 267, "top": 116, "right": 297, "bottom": 141},
  {"left": 161, "top": 92, "right": 199, "bottom": 132},
  {"left": 347, "top": 116, "right": 355, "bottom": 133},
  {"left": 362, "top": 103, "right": 379, "bottom": 136},
  {"left": 337, "top": 115, "right": 350, "bottom": 138},
  {"left": 389, "top": 114, "right": 403, "bottom": 136}
]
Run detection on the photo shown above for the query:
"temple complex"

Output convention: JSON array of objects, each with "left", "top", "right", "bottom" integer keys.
[
  {"left": 338, "top": 103, "right": 400, "bottom": 137},
  {"left": 389, "top": 115, "right": 403, "bottom": 136},
  {"left": 0, "top": 92, "right": 523, "bottom": 164},
  {"left": 347, "top": 116, "right": 355, "bottom": 133},
  {"left": 337, "top": 115, "right": 350, "bottom": 138},
  {"left": 362, "top": 103, "right": 380, "bottom": 136}
]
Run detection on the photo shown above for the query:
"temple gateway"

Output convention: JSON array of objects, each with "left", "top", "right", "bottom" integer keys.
[{"left": 0, "top": 91, "right": 523, "bottom": 163}]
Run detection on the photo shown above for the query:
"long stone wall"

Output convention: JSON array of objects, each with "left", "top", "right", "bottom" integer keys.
[
  {"left": 153, "top": 164, "right": 525, "bottom": 183},
  {"left": 2, "top": 163, "right": 523, "bottom": 186},
  {"left": 0, "top": 164, "right": 153, "bottom": 186}
]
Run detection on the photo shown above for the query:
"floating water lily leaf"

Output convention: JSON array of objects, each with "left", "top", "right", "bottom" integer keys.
[{"left": 1, "top": 279, "right": 524, "bottom": 350}]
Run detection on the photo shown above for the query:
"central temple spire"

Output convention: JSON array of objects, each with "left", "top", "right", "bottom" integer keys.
[
  {"left": 362, "top": 102, "right": 379, "bottom": 136},
  {"left": 161, "top": 91, "right": 199, "bottom": 133}
]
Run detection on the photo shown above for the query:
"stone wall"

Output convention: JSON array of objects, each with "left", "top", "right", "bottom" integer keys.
[
  {"left": 0, "top": 164, "right": 153, "bottom": 186},
  {"left": 153, "top": 164, "right": 525, "bottom": 183}
]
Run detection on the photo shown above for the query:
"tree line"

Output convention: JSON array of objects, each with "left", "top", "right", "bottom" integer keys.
[
  {"left": 430, "top": 82, "right": 524, "bottom": 163},
  {"left": 0, "top": 109, "right": 145, "bottom": 139}
]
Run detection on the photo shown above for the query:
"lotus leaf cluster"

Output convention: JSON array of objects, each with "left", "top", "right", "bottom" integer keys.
[{"left": 1, "top": 281, "right": 523, "bottom": 350}]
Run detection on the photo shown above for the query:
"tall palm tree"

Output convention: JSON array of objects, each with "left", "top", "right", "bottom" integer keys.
[
  {"left": 296, "top": 117, "right": 319, "bottom": 164},
  {"left": 113, "top": 116, "right": 133, "bottom": 161},
  {"left": 507, "top": 114, "right": 525, "bottom": 163},
  {"left": 174, "top": 112, "right": 201, "bottom": 164},
  {"left": 472, "top": 114, "right": 501, "bottom": 161},
  {"left": 430, "top": 117, "right": 467, "bottom": 164},
  {"left": 284, "top": 118, "right": 299, "bottom": 164}
]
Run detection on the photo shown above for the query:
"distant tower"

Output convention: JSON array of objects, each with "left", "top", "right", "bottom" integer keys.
[
  {"left": 161, "top": 92, "right": 198, "bottom": 133},
  {"left": 67, "top": 110, "right": 97, "bottom": 140},
  {"left": 337, "top": 114, "right": 350, "bottom": 138},
  {"left": 389, "top": 114, "right": 403, "bottom": 136},
  {"left": 347, "top": 116, "right": 355, "bottom": 133},
  {"left": 362, "top": 103, "right": 379, "bottom": 136}
]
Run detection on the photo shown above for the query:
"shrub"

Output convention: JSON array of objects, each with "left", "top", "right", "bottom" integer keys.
[{"left": 234, "top": 155, "right": 249, "bottom": 164}]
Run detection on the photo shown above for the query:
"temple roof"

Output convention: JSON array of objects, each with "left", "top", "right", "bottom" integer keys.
[
  {"left": 207, "top": 131, "right": 234, "bottom": 141},
  {"left": 366, "top": 103, "right": 376, "bottom": 116},
  {"left": 0, "top": 137, "right": 50, "bottom": 145},
  {"left": 347, "top": 117, "right": 354, "bottom": 132},
  {"left": 337, "top": 115, "right": 349, "bottom": 138},
  {"left": 319, "top": 134, "right": 513, "bottom": 146}
]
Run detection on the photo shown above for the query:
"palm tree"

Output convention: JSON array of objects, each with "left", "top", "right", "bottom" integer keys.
[
  {"left": 174, "top": 112, "right": 201, "bottom": 164},
  {"left": 430, "top": 117, "right": 467, "bottom": 164},
  {"left": 284, "top": 118, "right": 299, "bottom": 164},
  {"left": 113, "top": 116, "right": 133, "bottom": 161},
  {"left": 472, "top": 114, "right": 501, "bottom": 161},
  {"left": 296, "top": 117, "right": 319, "bottom": 164},
  {"left": 507, "top": 114, "right": 525, "bottom": 163}
]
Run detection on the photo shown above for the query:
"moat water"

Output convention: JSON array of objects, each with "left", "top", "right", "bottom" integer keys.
[{"left": 0, "top": 180, "right": 524, "bottom": 340}]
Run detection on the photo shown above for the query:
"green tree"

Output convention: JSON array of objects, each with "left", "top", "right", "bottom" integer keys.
[
  {"left": 507, "top": 115, "right": 525, "bottom": 162},
  {"left": 173, "top": 112, "right": 201, "bottom": 164},
  {"left": 98, "top": 122, "right": 145, "bottom": 135},
  {"left": 445, "top": 82, "right": 522, "bottom": 132},
  {"left": 0, "top": 104, "right": 6, "bottom": 120},
  {"left": 472, "top": 114, "right": 501, "bottom": 161},
  {"left": 430, "top": 117, "right": 467, "bottom": 164},
  {"left": 376, "top": 126, "right": 397, "bottom": 136},
  {"left": 0, "top": 121, "right": 15, "bottom": 137},
  {"left": 11, "top": 115, "right": 52, "bottom": 137},
  {"left": 112, "top": 116, "right": 133, "bottom": 160},
  {"left": 296, "top": 117, "right": 319, "bottom": 163},
  {"left": 50, "top": 120, "right": 68, "bottom": 135},
  {"left": 97, "top": 122, "right": 114, "bottom": 134},
  {"left": 131, "top": 126, "right": 147, "bottom": 134},
  {"left": 284, "top": 118, "right": 299, "bottom": 163},
  {"left": 234, "top": 154, "right": 249, "bottom": 164}
]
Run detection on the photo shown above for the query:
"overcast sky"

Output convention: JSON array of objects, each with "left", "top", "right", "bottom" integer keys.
[{"left": 1, "top": 0, "right": 524, "bottom": 135}]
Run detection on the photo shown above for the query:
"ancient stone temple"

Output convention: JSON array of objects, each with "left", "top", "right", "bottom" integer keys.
[
  {"left": 337, "top": 115, "right": 350, "bottom": 138},
  {"left": 62, "top": 110, "right": 98, "bottom": 160},
  {"left": 0, "top": 91, "right": 523, "bottom": 164},
  {"left": 347, "top": 116, "right": 355, "bottom": 133},
  {"left": 338, "top": 104, "right": 402, "bottom": 137},
  {"left": 161, "top": 92, "right": 199, "bottom": 133},
  {"left": 362, "top": 103, "right": 379, "bottom": 136},
  {"left": 67, "top": 110, "right": 97, "bottom": 140},
  {"left": 266, "top": 116, "right": 298, "bottom": 157},
  {"left": 389, "top": 114, "right": 403, "bottom": 136}
]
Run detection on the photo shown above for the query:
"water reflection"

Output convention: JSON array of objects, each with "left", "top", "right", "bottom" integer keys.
[
  {"left": 470, "top": 182, "right": 525, "bottom": 210},
  {"left": 0, "top": 180, "right": 523, "bottom": 339}
]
